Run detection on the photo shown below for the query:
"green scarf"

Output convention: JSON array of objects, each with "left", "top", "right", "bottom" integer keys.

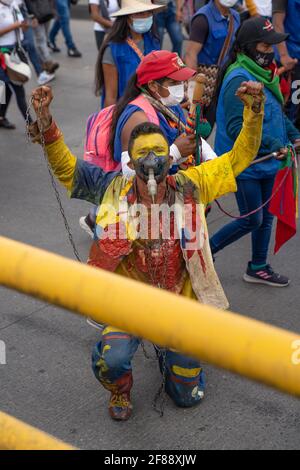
[{"left": 225, "top": 53, "right": 284, "bottom": 105}]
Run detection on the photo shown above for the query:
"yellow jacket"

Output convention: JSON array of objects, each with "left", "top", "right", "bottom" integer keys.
[{"left": 39, "top": 102, "right": 263, "bottom": 308}]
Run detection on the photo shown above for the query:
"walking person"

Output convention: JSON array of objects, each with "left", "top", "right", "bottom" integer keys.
[
  {"left": 49, "top": 0, "right": 82, "bottom": 57},
  {"left": 89, "top": 0, "right": 119, "bottom": 50},
  {"left": 210, "top": 17, "right": 300, "bottom": 286},
  {"left": 16, "top": 1, "right": 55, "bottom": 84},
  {"left": 95, "top": 0, "right": 163, "bottom": 108},
  {"left": 185, "top": 0, "right": 240, "bottom": 71},
  {"left": 0, "top": 0, "right": 32, "bottom": 129},
  {"left": 24, "top": 0, "right": 59, "bottom": 75},
  {"left": 154, "top": 0, "right": 183, "bottom": 56},
  {"left": 185, "top": 0, "right": 240, "bottom": 127}
]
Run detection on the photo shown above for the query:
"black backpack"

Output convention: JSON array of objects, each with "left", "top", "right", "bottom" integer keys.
[{"left": 25, "top": 0, "right": 54, "bottom": 24}]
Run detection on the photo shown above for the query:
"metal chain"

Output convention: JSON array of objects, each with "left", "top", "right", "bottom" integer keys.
[
  {"left": 25, "top": 97, "right": 82, "bottom": 262},
  {"left": 139, "top": 340, "right": 151, "bottom": 360},
  {"left": 153, "top": 346, "right": 167, "bottom": 417}
]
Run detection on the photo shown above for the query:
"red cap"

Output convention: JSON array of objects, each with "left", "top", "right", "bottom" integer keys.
[{"left": 136, "top": 50, "right": 196, "bottom": 87}]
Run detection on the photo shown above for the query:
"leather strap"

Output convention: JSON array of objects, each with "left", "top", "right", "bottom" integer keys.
[
  {"left": 217, "top": 14, "right": 235, "bottom": 67},
  {"left": 126, "top": 38, "right": 144, "bottom": 60}
]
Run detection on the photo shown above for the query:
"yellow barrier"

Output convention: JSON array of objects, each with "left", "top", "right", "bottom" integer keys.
[
  {"left": 0, "top": 411, "right": 75, "bottom": 450},
  {"left": 0, "top": 235, "right": 299, "bottom": 398}
]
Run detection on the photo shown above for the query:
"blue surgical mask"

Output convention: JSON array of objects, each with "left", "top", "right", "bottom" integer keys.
[{"left": 131, "top": 16, "right": 153, "bottom": 34}]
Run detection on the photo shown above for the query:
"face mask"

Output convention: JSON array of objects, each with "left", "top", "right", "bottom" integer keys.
[
  {"left": 132, "top": 151, "right": 170, "bottom": 185},
  {"left": 158, "top": 83, "right": 185, "bottom": 107},
  {"left": 131, "top": 16, "right": 153, "bottom": 34},
  {"left": 251, "top": 50, "right": 275, "bottom": 68},
  {"left": 219, "top": 0, "right": 237, "bottom": 7}
]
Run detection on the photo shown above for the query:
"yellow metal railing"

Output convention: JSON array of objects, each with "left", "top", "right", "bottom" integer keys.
[
  {"left": 0, "top": 235, "right": 299, "bottom": 400},
  {"left": 0, "top": 411, "right": 75, "bottom": 450}
]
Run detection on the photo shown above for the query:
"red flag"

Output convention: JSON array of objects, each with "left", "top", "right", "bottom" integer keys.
[{"left": 269, "top": 150, "right": 298, "bottom": 254}]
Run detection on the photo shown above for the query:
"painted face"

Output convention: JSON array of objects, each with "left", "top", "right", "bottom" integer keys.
[
  {"left": 130, "top": 133, "right": 170, "bottom": 183},
  {"left": 131, "top": 134, "right": 169, "bottom": 160}
]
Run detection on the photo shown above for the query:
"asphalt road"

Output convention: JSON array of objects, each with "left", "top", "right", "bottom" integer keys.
[{"left": 0, "top": 20, "right": 299, "bottom": 451}]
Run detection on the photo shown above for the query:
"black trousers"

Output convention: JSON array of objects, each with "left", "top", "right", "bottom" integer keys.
[
  {"left": 94, "top": 31, "right": 105, "bottom": 51},
  {"left": 0, "top": 81, "right": 31, "bottom": 122}
]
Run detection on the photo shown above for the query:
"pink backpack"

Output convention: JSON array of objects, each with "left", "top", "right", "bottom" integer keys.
[{"left": 83, "top": 95, "right": 160, "bottom": 172}]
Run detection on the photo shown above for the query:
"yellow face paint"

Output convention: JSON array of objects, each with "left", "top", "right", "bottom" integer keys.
[{"left": 131, "top": 133, "right": 169, "bottom": 161}]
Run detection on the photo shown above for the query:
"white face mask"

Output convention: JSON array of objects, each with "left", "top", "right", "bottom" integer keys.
[
  {"left": 219, "top": 0, "right": 237, "bottom": 7},
  {"left": 158, "top": 83, "right": 185, "bottom": 107},
  {"left": 0, "top": 0, "right": 14, "bottom": 5}
]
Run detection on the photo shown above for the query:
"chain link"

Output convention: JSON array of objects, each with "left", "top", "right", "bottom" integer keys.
[
  {"left": 26, "top": 97, "right": 82, "bottom": 262},
  {"left": 153, "top": 346, "right": 167, "bottom": 417}
]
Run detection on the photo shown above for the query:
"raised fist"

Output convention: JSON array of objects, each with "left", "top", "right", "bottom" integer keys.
[
  {"left": 31, "top": 86, "right": 53, "bottom": 127},
  {"left": 236, "top": 81, "right": 265, "bottom": 113}
]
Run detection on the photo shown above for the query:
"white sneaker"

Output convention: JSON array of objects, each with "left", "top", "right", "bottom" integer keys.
[
  {"left": 37, "top": 71, "right": 55, "bottom": 86},
  {"left": 86, "top": 317, "right": 104, "bottom": 331},
  {"left": 79, "top": 216, "right": 94, "bottom": 238}
]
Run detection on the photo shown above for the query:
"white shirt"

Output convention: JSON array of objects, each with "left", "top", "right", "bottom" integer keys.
[
  {"left": 89, "top": 0, "right": 119, "bottom": 32},
  {"left": 0, "top": 1, "right": 24, "bottom": 47},
  {"left": 252, "top": 0, "right": 272, "bottom": 17}
]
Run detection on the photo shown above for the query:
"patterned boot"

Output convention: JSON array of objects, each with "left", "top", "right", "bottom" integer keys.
[{"left": 109, "top": 391, "right": 132, "bottom": 421}]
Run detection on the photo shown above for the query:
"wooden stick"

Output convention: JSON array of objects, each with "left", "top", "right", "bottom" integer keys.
[{"left": 189, "top": 73, "right": 206, "bottom": 116}]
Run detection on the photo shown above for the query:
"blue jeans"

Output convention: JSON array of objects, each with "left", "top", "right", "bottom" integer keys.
[
  {"left": 210, "top": 177, "right": 276, "bottom": 266},
  {"left": 22, "top": 27, "right": 43, "bottom": 76},
  {"left": 49, "top": 0, "right": 75, "bottom": 49},
  {"left": 155, "top": 2, "right": 183, "bottom": 56},
  {"left": 92, "top": 327, "right": 205, "bottom": 408}
]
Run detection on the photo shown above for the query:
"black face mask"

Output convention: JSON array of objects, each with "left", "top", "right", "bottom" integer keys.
[
  {"left": 248, "top": 47, "right": 275, "bottom": 68},
  {"left": 132, "top": 151, "right": 170, "bottom": 184}
]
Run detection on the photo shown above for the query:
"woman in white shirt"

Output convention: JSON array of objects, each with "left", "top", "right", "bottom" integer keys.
[
  {"left": 89, "top": 0, "right": 120, "bottom": 50},
  {"left": 0, "top": 0, "right": 32, "bottom": 129}
]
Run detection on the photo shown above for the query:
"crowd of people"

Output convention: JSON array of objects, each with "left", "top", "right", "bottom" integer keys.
[
  {"left": 1, "top": 1, "right": 299, "bottom": 131},
  {"left": 1, "top": 0, "right": 300, "bottom": 421},
  {"left": 0, "top": 0, "right": 81, "bottom": 129}
]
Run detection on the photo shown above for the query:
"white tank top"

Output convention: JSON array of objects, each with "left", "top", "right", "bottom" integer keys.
[{"left": 0, "top": 1, "right": 24, "bottom": 47}]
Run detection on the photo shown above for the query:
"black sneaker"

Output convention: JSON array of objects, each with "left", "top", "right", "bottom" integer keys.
[
  {"left": 0, "top": 118, "right": 16, "bottom": 129},
  {"left": 243, "top": 263, "right": 290, "bottom": 287},
  {"left": 48, "top": 41, "right": 61, "bottom": 53},
  {"left": 68, "top": 48, "right": 82, "bottom": 58}
]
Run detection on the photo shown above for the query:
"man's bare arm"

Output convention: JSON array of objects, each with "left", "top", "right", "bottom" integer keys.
[
  {"left": 273, "top": 11, "right": 298, "bottom": 71},
  {"left": 176, "top": 0, "right": 184, "bottom": 22},
  {"left": 185, "top": 41, "right": 203, "bottom": 71}
]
